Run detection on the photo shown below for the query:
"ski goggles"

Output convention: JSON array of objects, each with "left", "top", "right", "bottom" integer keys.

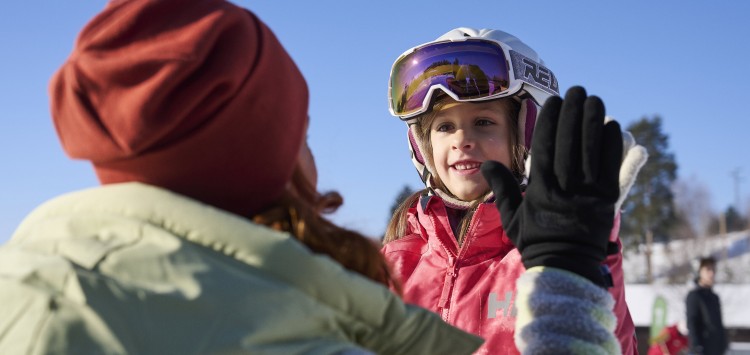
[{"left": 388, "top": 39, "right": 558, "bottom": 119}]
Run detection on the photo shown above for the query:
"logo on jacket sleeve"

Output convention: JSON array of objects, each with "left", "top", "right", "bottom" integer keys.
[{"left": 487, "top": 291, "right": 517, "bottom": 319}]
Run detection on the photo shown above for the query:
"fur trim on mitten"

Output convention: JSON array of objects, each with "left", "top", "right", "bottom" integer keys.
[
  {"left": 525, "top": 116, "right": 648, "bottom": 214},
  {"left": 606, "top": 116, "right": 648, "bottom": 213}
]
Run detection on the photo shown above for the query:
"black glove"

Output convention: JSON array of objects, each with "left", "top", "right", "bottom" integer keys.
[{"left": 481, "top": 86, "right": 622, "bottom": 287}]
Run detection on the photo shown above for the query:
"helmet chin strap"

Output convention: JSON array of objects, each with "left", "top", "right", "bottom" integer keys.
[{"left": 433, "top": 188, "right": 494, "bottom": 210}]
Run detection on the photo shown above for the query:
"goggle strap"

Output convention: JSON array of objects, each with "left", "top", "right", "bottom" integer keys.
[{"left": 433, "top": 188, "right": 494, "bottom": 210}]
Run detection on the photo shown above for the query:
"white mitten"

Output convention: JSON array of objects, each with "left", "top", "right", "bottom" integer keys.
[
  {"left": 524, "top": 116, "right": 648, "bottom": 214},
  {"left": 605, "top": 116, "right": 648, "bottom": 213}
]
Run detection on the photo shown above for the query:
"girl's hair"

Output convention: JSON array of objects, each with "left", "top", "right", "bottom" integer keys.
[
  {"left": 253, "top": 164, "right": 401, "bottom": 294},
  {"left": 384, "top": 96, "right": 523, "bottom": 245}
]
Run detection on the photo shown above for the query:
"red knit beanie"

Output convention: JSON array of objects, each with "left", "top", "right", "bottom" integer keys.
[{"left": 49, "top": 0, "right": 308, "bottom": 217}]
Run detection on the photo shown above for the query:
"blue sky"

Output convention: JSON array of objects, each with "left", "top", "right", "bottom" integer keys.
[{"left": 1, "top": 1, "right": 749, "bottom": 241}]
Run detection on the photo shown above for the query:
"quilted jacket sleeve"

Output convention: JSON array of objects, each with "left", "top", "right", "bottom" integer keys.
[{"left": 514, "top": 266, "right": 620, "bottom": 355}]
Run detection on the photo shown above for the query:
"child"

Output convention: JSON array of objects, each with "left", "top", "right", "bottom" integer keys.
[
  {"left": 648, "top": 321, "right": 689, "bottom": 355},
  {"left": 383, "top": 28, "right": 647, "bottom": 354}
]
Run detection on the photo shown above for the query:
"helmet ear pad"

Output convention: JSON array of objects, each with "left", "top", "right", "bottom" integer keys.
[
  {"left": 407, "top": 124, "right": 431, "bottom": 185},
  {"left": 515, "top": 98, "right": 539, "bottom": 184},
  {"left": 518, "top": 98, "right": 538, "bottom": 150}
]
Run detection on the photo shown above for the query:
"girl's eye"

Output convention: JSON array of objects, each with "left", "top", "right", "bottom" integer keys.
[
  {"left": 476, "top": 119, "right": 494, "bottom": 126},
  {"left": 435, "top": 123, "right": 453, "bottom": 132}
]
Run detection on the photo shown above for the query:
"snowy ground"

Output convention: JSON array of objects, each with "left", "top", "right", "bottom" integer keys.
[
  {"left": 623, "top": 230, "right": 750, "bottom": 284},
  {"left": 622, "top": 229, "right": 750, "bottom": 328},
  {"left": 625, "top": 283, "right": 750, "bottom": 328}
]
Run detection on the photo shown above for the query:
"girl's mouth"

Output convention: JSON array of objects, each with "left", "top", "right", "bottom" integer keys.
[{"left": 451, "top": 161, "right": 481, "bottom": 175}]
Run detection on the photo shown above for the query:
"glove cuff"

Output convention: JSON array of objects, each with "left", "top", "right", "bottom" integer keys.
[{"left": 523, "top": 255, "right": 610, "bottom": 288}]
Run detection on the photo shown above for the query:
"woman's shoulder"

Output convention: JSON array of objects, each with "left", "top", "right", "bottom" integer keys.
[{"left": 3, "top": 184, "right": 484, "bottom": 354}]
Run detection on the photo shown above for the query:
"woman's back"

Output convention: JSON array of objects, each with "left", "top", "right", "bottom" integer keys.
[{"left": 0, "top": 183, "right": 482, "bottom": 354}]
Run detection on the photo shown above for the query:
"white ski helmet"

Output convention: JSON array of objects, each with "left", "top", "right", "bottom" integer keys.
[{"left": 387, "top": 27, "right": 559, "bottom": 208}]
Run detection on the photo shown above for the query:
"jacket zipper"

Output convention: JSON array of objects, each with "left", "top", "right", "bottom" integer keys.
[
  {"left": 427, "top": 212, "right": 459, "bottom": 321},
  {"left": 434, "top": 207, "right": 483, "bottom": 321},
  {"left": 439, "top": 261, "right": 459, "bottom": 321}
]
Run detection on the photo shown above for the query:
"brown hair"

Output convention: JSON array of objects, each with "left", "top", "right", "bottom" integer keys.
[
  {"left": 699, "top": 256, "right": 716, "bottom": 269},
  {"left": 383, "top": 189, "right": 424, "bottom": 244},
  {"left": 384, "top": 97, "right": 523, "bottom": 245},
  {"left": 254, "top": 164, "right": 401, "bottom": 294}
]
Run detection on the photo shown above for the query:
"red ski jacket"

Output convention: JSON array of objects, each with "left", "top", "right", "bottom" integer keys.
[{"left": 382, "top": 195, "right": 637, "bottom": 354}]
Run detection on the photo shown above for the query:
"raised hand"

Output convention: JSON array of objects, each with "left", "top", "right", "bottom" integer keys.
[{"left": 481, "top": 86, "right": 623, "bottom": 287}]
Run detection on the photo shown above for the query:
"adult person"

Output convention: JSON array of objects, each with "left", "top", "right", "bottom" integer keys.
[
  {"left": 0, "top": 0, "right": 483, "bottom": 353},
  {"left": 686, "top": 257, "right": 729, "bottom": 354},
  {"left": 0, "top": 2, "right": 639, "bottom": 353}
]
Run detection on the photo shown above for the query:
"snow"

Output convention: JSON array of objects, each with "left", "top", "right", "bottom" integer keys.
[
  {"left": 625, "top": 283, "right": 750, "bottom": 328},
  {"left": 623, "top": 229, "right": 750, "bottom": 328}
]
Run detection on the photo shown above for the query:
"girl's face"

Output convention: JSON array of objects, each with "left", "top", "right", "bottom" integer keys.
[{"left": 430, "top": 99, "right": 512, "bottom": 201}]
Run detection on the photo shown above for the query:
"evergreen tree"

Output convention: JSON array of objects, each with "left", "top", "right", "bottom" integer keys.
[
  {"left": 725, "top": 206, "right": 748, "bottom": 232},
  {"left": 621, "top": 116, "right": 678, "bottom": 250},
  {"left": 707, "top": 206, "right": 749, "bottom": 234}
]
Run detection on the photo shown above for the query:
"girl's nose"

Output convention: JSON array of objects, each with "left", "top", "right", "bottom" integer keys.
[{"left": 452, "top": 129, "right": 474, "bottom": 150}]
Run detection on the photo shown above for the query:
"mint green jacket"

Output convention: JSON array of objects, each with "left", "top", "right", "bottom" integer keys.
[{"left": 0, "top": 183, "right": 482, "bottom": 355}]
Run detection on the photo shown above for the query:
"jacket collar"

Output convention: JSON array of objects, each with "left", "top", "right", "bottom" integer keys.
[{"left": 415, "top": 195, "right": 515, "bottom": 265}]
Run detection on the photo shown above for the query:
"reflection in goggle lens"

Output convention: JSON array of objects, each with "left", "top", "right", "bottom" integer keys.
[{"left": 390, "top": 40, "right": 510, "bottom": 117}]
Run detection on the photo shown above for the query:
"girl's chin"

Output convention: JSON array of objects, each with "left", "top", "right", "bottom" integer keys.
[
  {"left": 451, "top": 188, "right": 491, "bottom": 202},
  {"left": 444, "top": 178, "right": 490, "bottom": 201}
]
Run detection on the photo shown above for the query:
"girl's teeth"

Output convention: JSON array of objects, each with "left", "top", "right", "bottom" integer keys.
[{"left": 455, "top": 163, "right": 479, "bottom": 170}]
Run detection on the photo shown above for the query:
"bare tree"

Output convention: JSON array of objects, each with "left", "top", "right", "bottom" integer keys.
[{"left": 672, "top": 176, "right": 714, "bottom": 239}]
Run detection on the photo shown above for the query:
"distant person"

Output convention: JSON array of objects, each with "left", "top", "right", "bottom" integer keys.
[
  {"left": 0, "top": 0, "right": 483, "bottom": 353},
  {"left": 686, "top": 257, "right": 729, "bottom": 354},
  {"left": 648, "top": 320, "right": 689, "bottom": 355},
  {"left": 383, "top": 27, "right": 649, "bottom": 353}
]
